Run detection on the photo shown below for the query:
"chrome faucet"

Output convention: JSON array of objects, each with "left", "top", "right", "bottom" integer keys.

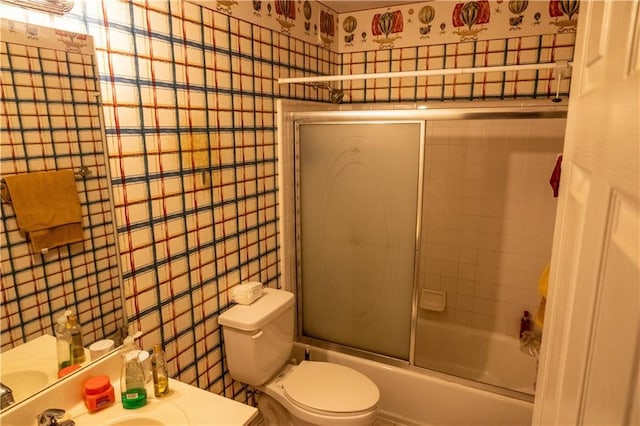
[
  {"left": 0, "top": 382, "right": 14, "bottom": 410},
  {"left": 36, "top": 408, "right": 75, "bottom": 426},
  {"left": 520, "top": 330, "right": 542, "bottom": 357}
]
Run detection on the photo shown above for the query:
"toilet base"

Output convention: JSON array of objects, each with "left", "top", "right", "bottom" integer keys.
[
  {"left": 257, "top": 393, "right": 293, "bottom": 426},
  {"left": 258, "top": 393, "right": 316, "bottom": 426}
]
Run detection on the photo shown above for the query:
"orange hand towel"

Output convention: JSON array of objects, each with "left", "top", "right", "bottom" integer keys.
[{"left": 3, "top": 170, "right": 84, "bottom": 252}]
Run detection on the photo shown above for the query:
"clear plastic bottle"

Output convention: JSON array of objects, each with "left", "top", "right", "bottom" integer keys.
[
  {"left": 151, "top": 343, "right": 169, "bottom": 397},
  {"left": 55, "top": 311, "right": 71, "bottom": 371},
  {"left": 120, "top": 336, "right": 147, "bottom": 409},
  {"left": 66, "top": 314, "right": 85, "bottom": 365}
]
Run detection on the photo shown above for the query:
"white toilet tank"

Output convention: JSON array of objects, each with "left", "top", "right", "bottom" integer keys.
[{"left": 218, "top": 288, "right": 295, "bottom": 386}]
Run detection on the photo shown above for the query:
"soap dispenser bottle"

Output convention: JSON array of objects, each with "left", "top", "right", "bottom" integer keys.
[
  {"left": 66, "top": 313, "right": 85, "bottom": 364},
  {"left": 120, "top": 336, "right": 147, "bottom": 409},
  {"left": 151, "top": 343, "right": 169, "bottom": 397}
]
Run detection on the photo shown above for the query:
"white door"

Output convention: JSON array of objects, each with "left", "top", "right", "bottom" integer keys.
[{"left": 533, "top": 1, "right": 639, "bottom": 425}]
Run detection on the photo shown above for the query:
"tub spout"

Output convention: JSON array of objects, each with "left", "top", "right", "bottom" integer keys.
[
  {"left": 519, "top": 330, "right": 541, "bottom": 357},
  {"left": 0, "top": 383, "right": 14, "bottom": 410}
]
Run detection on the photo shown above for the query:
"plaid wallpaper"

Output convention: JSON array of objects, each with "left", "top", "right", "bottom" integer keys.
[
  {"left": 340, "top": 33, "right": 575, "bottom": 103},
  {"left": 81, "top": 0, "right": 320, "bottom": 399},
  {"left": 0, "top": 0, "right": 575, "bottom": 403}
]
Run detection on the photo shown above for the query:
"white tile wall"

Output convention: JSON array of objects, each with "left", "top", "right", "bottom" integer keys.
[{"left": 419, "top": 118, "right": 565, "bottom": 337}]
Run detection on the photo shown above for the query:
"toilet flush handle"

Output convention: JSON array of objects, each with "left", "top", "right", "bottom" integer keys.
[{"left": 251, "top": 330, "right": 263, "bottom": 340}]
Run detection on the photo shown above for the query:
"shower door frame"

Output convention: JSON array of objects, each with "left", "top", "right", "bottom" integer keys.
[
  {"left": 293, "top": 118, "right": 426, "bottom": 366},
  {"left": 278, "top": 101, "right": 569, "bottom": 401}
]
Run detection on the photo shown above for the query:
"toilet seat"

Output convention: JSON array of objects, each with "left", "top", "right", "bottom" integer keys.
[{"left": 281, "top": 361, "right": 379, "bottom": 416}]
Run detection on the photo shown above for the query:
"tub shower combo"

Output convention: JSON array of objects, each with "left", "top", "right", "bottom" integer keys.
[{"left": 278, "top": 93, "right": 567, "bottom": 425}]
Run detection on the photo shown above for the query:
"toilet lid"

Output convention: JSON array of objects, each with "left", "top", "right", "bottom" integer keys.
[{"left": 282, "top": 361, "right": 379, "bottom": 414}]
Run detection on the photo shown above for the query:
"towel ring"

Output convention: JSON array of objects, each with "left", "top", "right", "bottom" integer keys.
[{"left": 0, "top": 166, "right": 92, "bottom": 205}]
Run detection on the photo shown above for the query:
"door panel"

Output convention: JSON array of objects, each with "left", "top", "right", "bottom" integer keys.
[
  {"left": 533, "top": 1, "right": 640, "bottom": 424},
  {"left": 297, "top": 122, "right": 422, "bottom": 360}
]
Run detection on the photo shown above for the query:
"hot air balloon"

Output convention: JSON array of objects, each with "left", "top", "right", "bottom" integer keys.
[
  {"left": 371, "top": 10, "right": 403, "bottom": 37},
  {"left": 508, "top": 0, "right": 528, "bottom": 15},
  {"left": 343, "top": 16, "right": 357, "bottom": 33},
  {"left": 321, "top": 10, "right": 335, "bottom": 36},
  {"left": 452, "top": 1, "right": 490, "bottom": 29},
  {"left": 418, "top": 5, "right": 435, "bottom": 25},
  {"left": 549, "top": 0, "right": 579, "bottom": 20},
  {"left": 559, "top": 0, "right": 579, "bottom": 20},
  {"left": 303, "top": 1, "right": 312, "bottom": 20},
  {"left": 275, "top": 0, "right": 295, "bottom": 20},
  {"left": 462, "top": 2, "right": 481, "bottom": 29},
  {"left": 378, "top": 11, "right": 394, "bottom": 37}
]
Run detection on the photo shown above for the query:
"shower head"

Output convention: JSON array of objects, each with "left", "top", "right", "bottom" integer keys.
[{"left": 310, "top": 82, "right": 345, "bottom": 104}]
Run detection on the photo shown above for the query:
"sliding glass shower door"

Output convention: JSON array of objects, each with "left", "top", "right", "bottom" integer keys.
[{"left": 296, "top": 122, "right": 423, "bottom": 360}]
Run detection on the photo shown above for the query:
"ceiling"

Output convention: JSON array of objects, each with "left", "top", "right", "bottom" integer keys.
[{"left": 318, "top": 1, "right": 417, "bottom": 13}]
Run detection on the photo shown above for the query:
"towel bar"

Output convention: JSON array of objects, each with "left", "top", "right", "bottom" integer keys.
[{"left": 0, "top": 166, "right": 92, "bottom": 205}]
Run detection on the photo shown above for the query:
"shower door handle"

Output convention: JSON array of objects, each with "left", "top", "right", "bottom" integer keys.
[{"left": 251, "top": 330, "right": 263, "bottom": 340}]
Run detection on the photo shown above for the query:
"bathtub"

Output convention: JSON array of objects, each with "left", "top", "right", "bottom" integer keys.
[
  {"left": 414, "top": 317, "right": 538, "bottom": 395},
  {"left": 292, "top": 338, "right": 534, "bottom": 426}
]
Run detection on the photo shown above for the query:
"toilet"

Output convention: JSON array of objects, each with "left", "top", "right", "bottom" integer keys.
[{"left": 218, "top": 288, "right": 380, "bottom": 426}]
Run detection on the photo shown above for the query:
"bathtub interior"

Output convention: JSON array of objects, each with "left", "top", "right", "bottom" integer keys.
[{"left": 413, "top": 318, "right": 537, "bottom": 394}]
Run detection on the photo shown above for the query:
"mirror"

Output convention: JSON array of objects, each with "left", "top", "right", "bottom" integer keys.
[{"left": 0, "top": 18, "right": 125, "bottom": 407}]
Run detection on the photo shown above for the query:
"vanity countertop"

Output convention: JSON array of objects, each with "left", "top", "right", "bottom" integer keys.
[{"left": 0, "top": 348, "right": 258, "bottom": 426}]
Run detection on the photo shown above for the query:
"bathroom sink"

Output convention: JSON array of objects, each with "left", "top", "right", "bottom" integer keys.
[
  {"left": 71, "top": 398, "right": 189, "bottom": 426},
  {"left": 0, "top": 335, "right": 59, "bottom": 403},
  {"left": 1, "top": 334, "right": 93, "bottom": 405},
  {"left": 0, "top": 371, "right": 50, "bottom": 402}
]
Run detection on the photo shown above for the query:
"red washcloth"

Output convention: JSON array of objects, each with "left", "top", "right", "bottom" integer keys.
[{"left": 549, "top": 155, "right": 562, "bottom": 197}]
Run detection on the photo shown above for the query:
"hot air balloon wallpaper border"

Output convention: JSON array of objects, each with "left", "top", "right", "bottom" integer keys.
[{"left": 200, "top": 0, "right": 579, "bottom": 54}]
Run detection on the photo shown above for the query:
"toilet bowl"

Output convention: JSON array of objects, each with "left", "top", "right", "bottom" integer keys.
[
  {"left": 259, "top": 362, "right": 379, "bottom": 426},
  {"left": 218, "top": 287, "right": 380, "bottom": 426}
]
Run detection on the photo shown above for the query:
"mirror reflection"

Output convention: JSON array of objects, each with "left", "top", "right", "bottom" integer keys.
[{"left": 0, "top": 19, "right": 124, "bottom": 407}]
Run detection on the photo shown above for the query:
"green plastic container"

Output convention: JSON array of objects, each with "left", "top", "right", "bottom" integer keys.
[{"left": 121, "top": 387, "right": 147, "bottom": 409}]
